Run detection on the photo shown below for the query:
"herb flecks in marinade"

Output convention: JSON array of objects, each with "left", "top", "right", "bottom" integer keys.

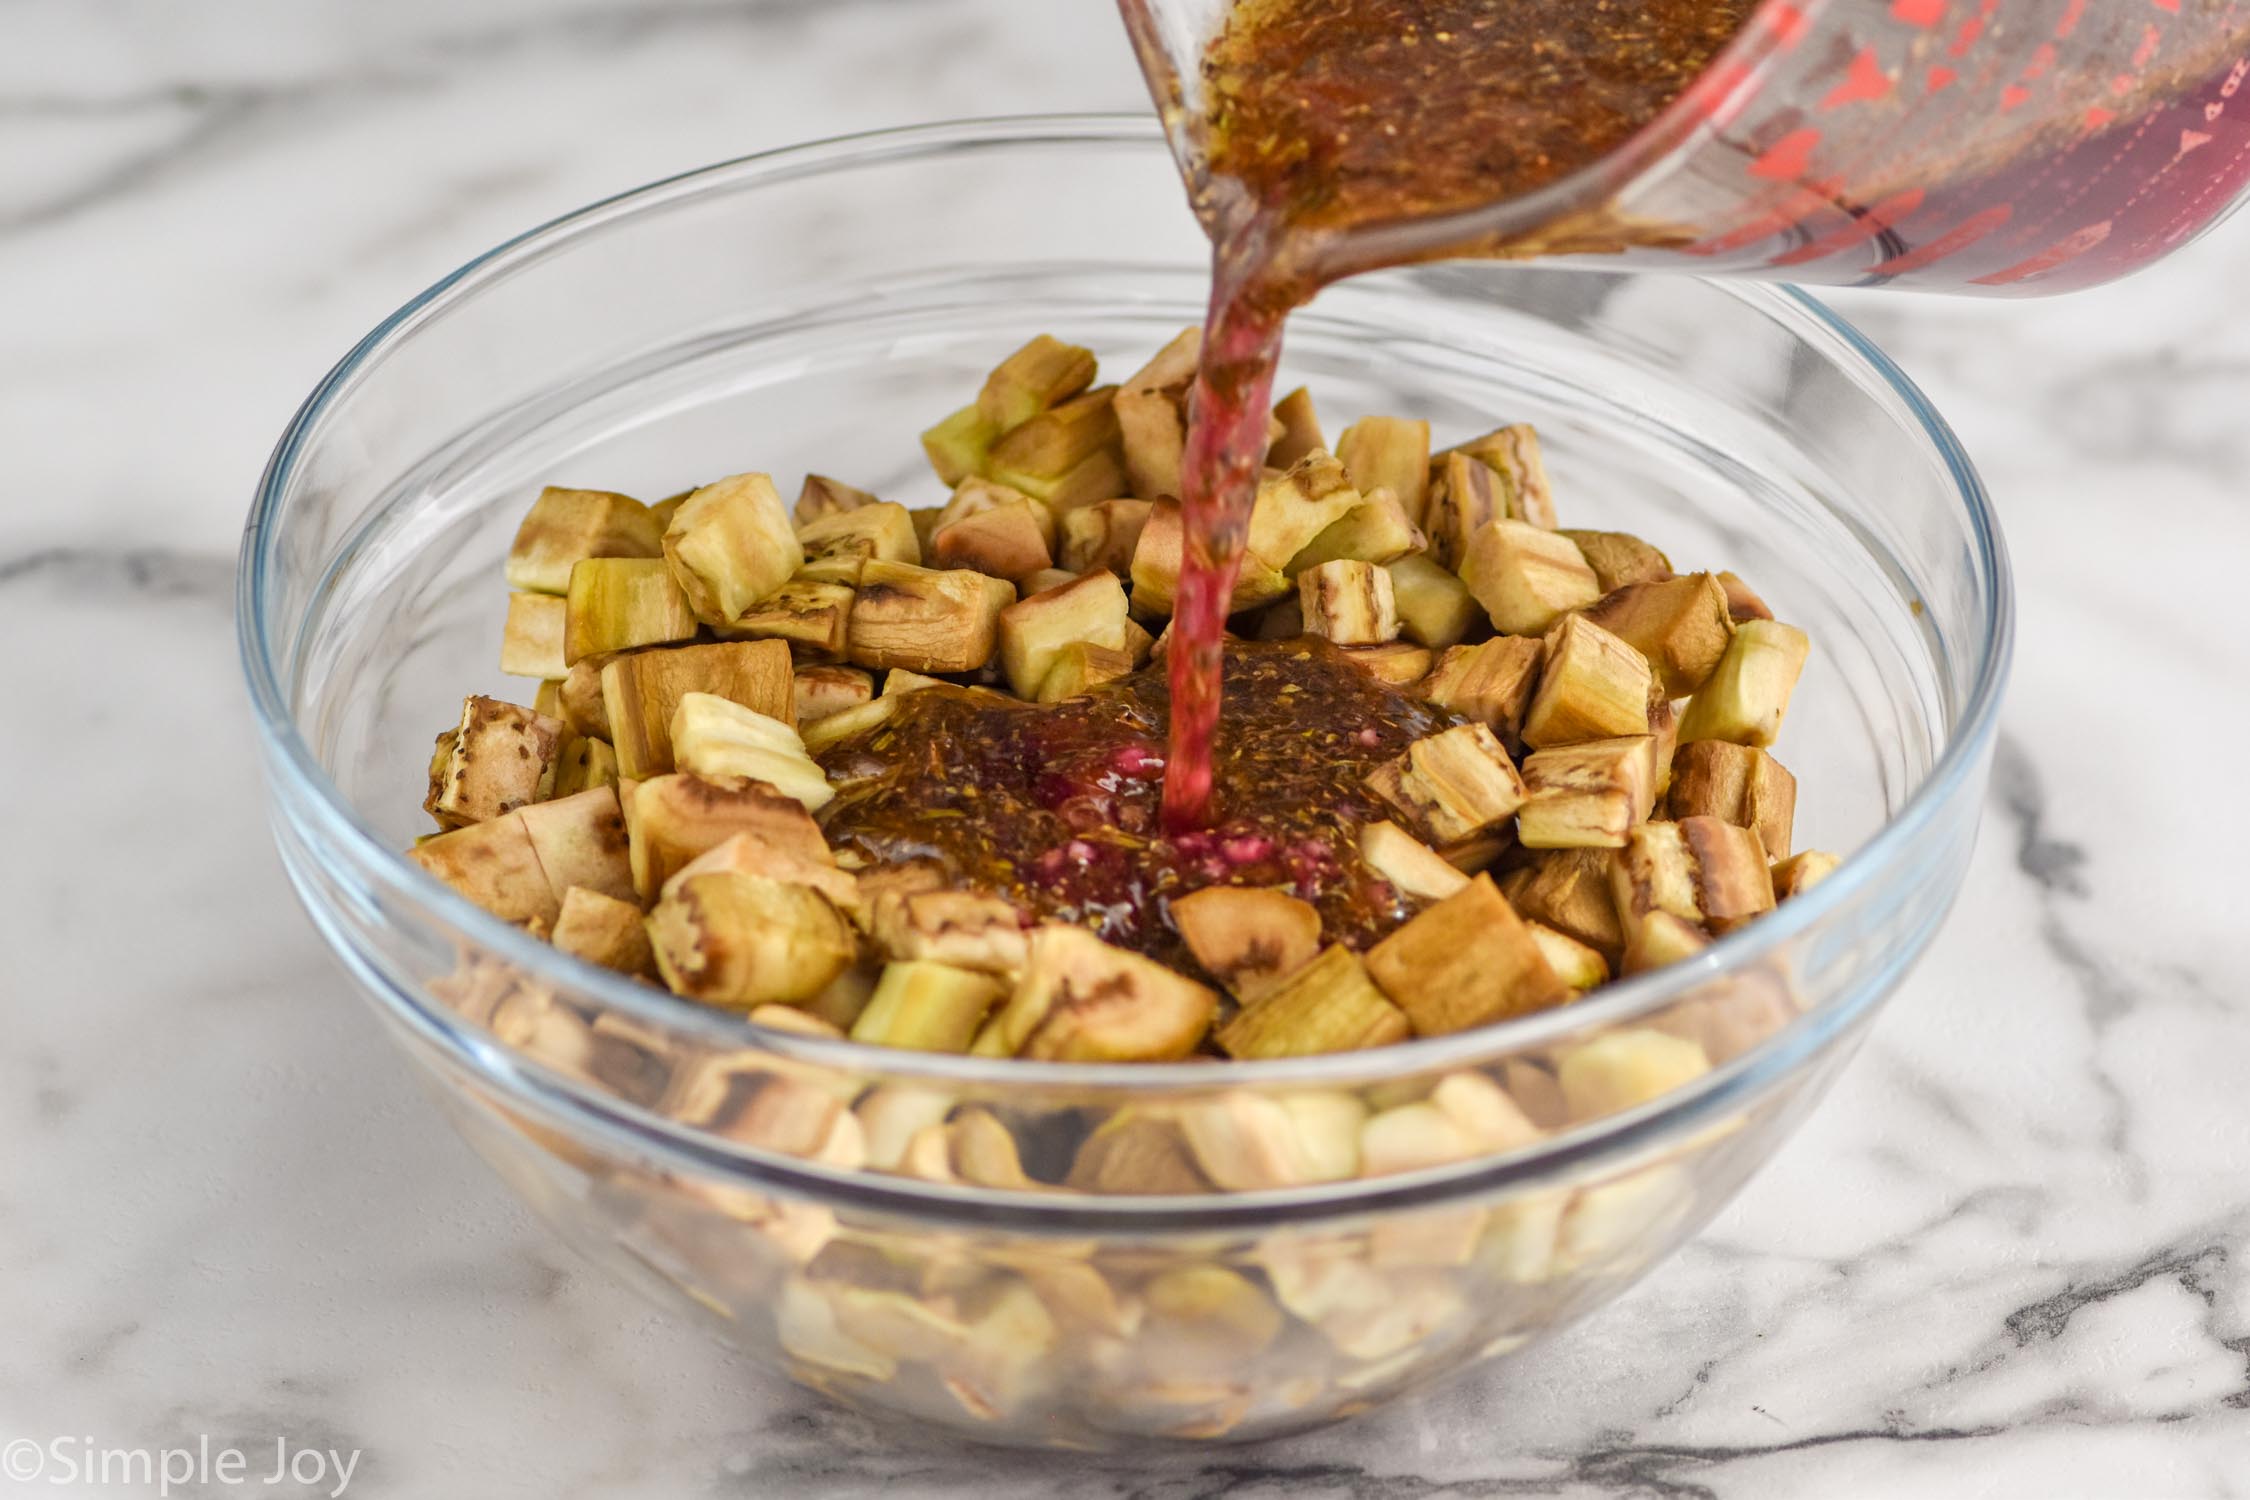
[
  {"left": 1200, "top": 0, "right": 1756, "bottom": 237},
  {"left": 820, "top": 639, "right": 1454, "bottom": 965}
]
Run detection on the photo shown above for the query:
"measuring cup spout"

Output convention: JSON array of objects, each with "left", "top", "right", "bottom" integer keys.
[{"left": 1122, "top": 0, "right": 2250, "bottom": 296}]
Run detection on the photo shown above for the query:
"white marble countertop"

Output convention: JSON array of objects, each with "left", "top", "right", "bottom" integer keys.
[{"left": 7, "top": 2, "right": 2248, "bottom": 1496}]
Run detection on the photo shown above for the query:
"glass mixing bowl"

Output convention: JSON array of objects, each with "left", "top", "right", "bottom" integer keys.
[{"left": 238, "top": 116, "right": 2011, "bottom": 1448}]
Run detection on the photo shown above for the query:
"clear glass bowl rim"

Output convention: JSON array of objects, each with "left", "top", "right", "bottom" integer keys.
[{"left": 238, "top": 113, "right": 2013, "bottom": 1229}]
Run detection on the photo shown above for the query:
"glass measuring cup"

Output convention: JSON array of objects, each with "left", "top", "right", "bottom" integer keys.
[{"left": 1123, "top": 0, "right": 2250, "bottom": 294}]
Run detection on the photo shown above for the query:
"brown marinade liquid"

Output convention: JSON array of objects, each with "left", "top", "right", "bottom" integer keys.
[
  {"left": 822, "top": 641, "right": 1454, "bottom": 970},
  {"left": 1159, "top": 0, "right": 1752, "bottom": 835},
  {"left": 1199, "top": 0, "right": 1756, "bottom": 239}
]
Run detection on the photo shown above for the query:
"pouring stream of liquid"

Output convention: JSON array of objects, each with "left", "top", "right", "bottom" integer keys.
[{"left": 1148, "top": 0, "right": 1756, "bottom": 829}]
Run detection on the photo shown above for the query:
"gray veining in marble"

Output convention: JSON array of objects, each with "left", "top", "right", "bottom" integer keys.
[{"left": 6, "top": 2, "right": 2249, "bottom": 1496}]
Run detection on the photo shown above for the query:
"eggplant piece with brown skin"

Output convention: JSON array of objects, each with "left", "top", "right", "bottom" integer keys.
[
  {"left": 1498, "top": 847, "right": 1626, "bottom": 963},
  {"left": 1115, "top": 328, "right": 1199, "bottom": 501},
  {"left": 1648, "top": 693, "right": 1681, "bottom": 800},
  {"left": 430, "top": 695, "right": 562, "bottom": 825},
  {"left": 1582, "top": 572, "right": 1735, "bottom": 699},
  {"left": 1423, "top": 451, "right": 1504, "bottom": 569},
  {"left": 931, "top": 487, "right": 1058, "bottom": 584},
  {"left": 1676, "top": 620, "right": 1810, "bottom": 748},
  {"left": 1357, "top": 820, "right": 1470, "bottom": 904},
  {"left": 1517, "top": 735, "right": 1659, "bottom": 849},
  {"left": 1217, "top": 945, "right": 1410, "bottom": 1058},
  {"left": 714, "top": 579, "right": 855, "bottom": 660},
  {"left": 1386, "top": 552, "right": 1481, "bottom": 649},
  {"left": 1419, "top": 636, "right": 1544, "bottom": 748},
  {"left": 1288, "top": 488, "right": 1426, "bottom": 574},
  {"left": 1298, "top": 559, "right": 1401, "bottom": 645},
  {"left": 1335, "top": 417, "right": 1431, "bottom": 525},
  {"left": 662, "top": 472, "right": 805, "bottom": 627},
  {"left": 407, "top": 813, "right": 559, "bottom": 926},
  {"left": 1366, "top": 722, "right": 1527, "bottom": 847},
  {"left": 792, "top": 665, "right": 874, "bottom": 723},
  {"left": 984, "top": 387, "right": 1123, "bottom": 502},
  {"left": 1036, "top": 643, "right": 1137, "bottom": 702},
  {"left": 797, "top": 502, "right": 922, "bottom": 586},
  {"left": 1665, "top": 739, "right": 1798, "bottom": 859},
  {"left": 1772, "top": 848, "right": 1840, "bottom": 900},
  {"left": 626, "top": 772, "right": 833, "bottom": 903},
  {"left": 1057, "top": 499, "right": 1153, "bottom": 576},
  {"left": 983, "top": 926, "right": 1216, "bottom": 1062},
  {"left": 1364, "top": 873, "right": 1567, "bottom": 1035},
  {"left": 946, "top": 483, "right": 1050, "bottom": 536},
  {"left": 1442, "top": 423, "right": 1556, "bottom": 528},
  {"left": 1170, "top": 886, "right": 1323, "bottom": 1002},
  {"left": 794, "top": 473, "right": 879, "bottom": 526},
  {"left": 506, "top": 487, "right": 662, "bottom": 595},
  {"left": 865, "top": 889, "right": 1031, "bottom": 975},
  {"left": 562, "top": 558, "right": 699, "bottom": 665},
  {"left": 551, "top": 885, "right": 657, "bottom": 976},
  {"left": 1266, "top": 386, "right": 1325, "bottom": 469},
  {"left": 1560, "top": 529, "right": 1673, "bottom": 593},
  {"left": 516, "top": 785, "right": 634, "bottom": 904},
  {"left": 997, "top": 570, "right": 1131, "bottom": 698},
  {"left": 500, "top": 592, "right": 569, "bottom": 680},
  {"left": 998, "top": 448, "right": 1130, "bottom": 513},
  {"left": 1458, "top": 520, "right": 1601, "bottom": 636},
  {"left": 1520, "top": 612, "right": 1653, "bottom": 750},
  {"left": 1243, "top": 449, "right": 1364, "bottom": 574},
  {"left": 978, "top": 334, "right": 1099, "bottom": 432},
  {"left": 846, "top": 562, "right": 1016, "bottom": 674},
  {"left": 1611, "top": 816, "right": 1776, "bottom": 940},
  {"left": 1717, "top": 570, "right": 1773, "bottom": 623},
  {"left": 600, "top": 638, "right": 795, "bottom": 780},
  {"left": 647, "top": 872, "right": 857, "bottom": 1008},
  {"left": 849, "top": 961, "right": 1007, "bottom": 1052}
]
